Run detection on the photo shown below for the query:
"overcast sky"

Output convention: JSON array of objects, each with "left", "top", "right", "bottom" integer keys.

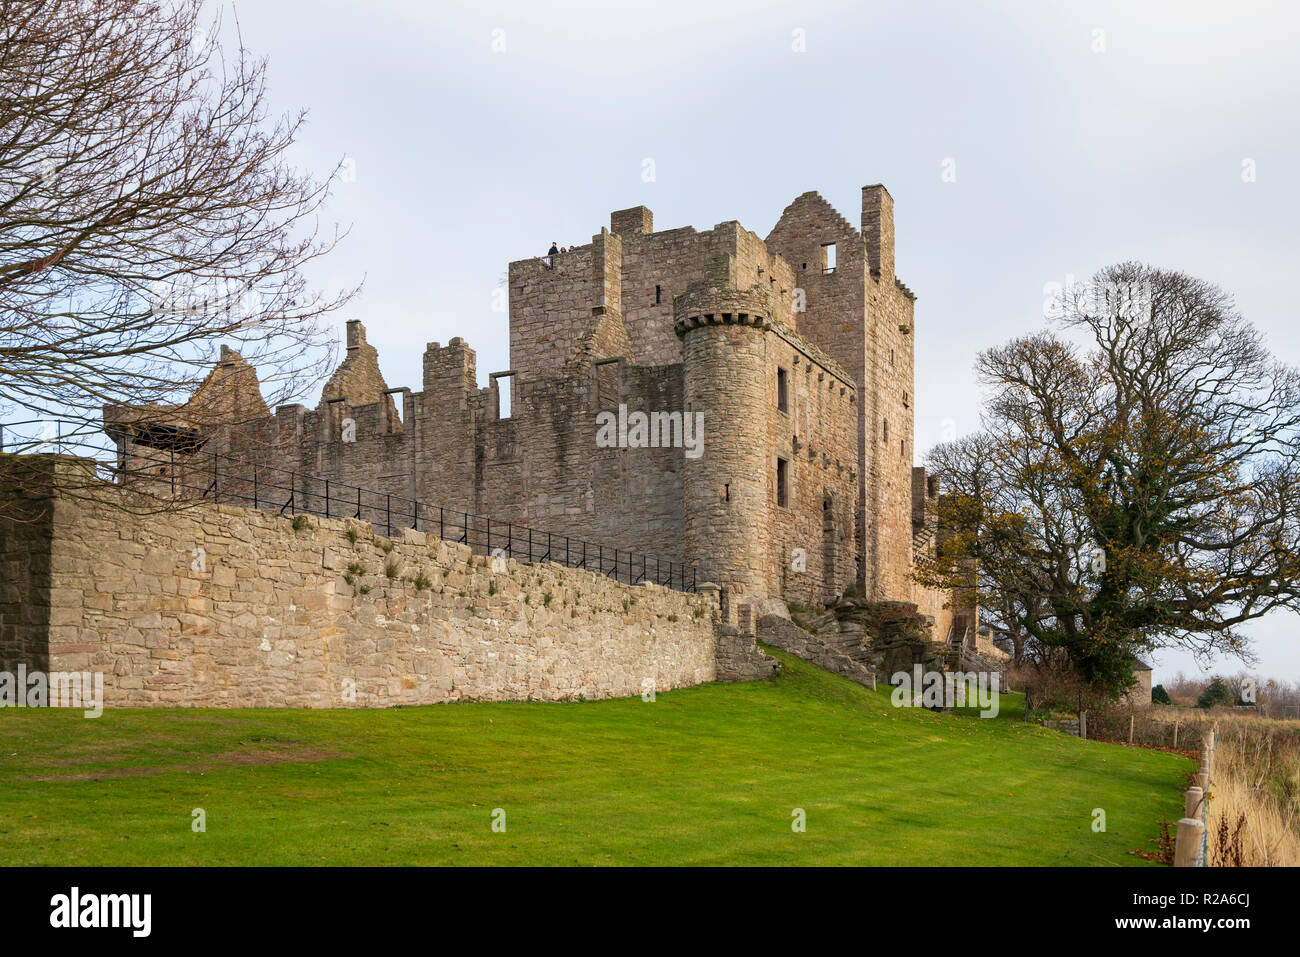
[{"left": 226, "top": 0, "right": 1300, "bottom": 684}]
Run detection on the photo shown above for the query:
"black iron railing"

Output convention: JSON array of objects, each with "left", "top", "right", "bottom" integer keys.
[{"left": 1, "top": 418, "right": 698, "bottom": 593}]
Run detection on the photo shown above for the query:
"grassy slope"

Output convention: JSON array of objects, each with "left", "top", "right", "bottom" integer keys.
[{"left": 0, "top": 650, "right": 1190, "bottom": 866}]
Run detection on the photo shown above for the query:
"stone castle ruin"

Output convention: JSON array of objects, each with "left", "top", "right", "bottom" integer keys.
[{"left": 1, "top": 184, "right": 1001, "bottom": 708}]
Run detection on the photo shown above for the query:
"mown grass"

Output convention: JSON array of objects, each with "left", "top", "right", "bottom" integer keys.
[{"left": 0, "top": 650, "right": 1190, "bottom": 865}]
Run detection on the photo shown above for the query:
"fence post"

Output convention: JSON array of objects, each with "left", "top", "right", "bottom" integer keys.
[
  {"left": 1173, "top": 719, "right": 1180, "bottom": 750},
  {"left": 1175, "top": 817, "right": 1204, "bottom": 867},
  {"left": 1128, "top": 714, "right": 1135, "bottom": 745},
  {"left": 1184, "top": 786, "right": 1204, "bottom": 819},
  {"left": 1199, "top": 732, "right": 1215, "bottom": 866}
]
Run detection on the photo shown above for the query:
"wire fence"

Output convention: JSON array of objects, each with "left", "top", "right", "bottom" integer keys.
[{"left": 1, "top": 417, "right": 698, "bottom": 592}]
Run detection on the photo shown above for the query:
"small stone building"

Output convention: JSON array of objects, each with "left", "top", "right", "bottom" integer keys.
[{"left": 1125, "top": 659, "right": 1154, "bottom": 709}]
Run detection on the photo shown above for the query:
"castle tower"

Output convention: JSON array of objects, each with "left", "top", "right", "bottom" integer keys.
[{"left": 676, "top": 283, "right": 775, "bottom": 600}]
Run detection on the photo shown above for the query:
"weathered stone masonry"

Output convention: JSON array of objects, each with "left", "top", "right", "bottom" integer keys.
[
  {"left": 1, "top": 457, "right": 734, "bottom": 707},
  {"left": 87, "top": 182, "right": 968, "bottom": 700},
  {"left": 114, "top": 184, "right": 958, "bottom": 621}
]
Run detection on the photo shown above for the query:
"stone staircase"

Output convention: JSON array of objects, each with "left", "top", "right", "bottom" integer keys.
[
  {"left": 756, "top": 613, "right": 876, "bottom": 687},
  {"left": 755, "top": 597, "right": 953, "bottom": 688}
]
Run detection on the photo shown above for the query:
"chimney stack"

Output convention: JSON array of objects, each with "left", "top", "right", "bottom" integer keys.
[
  {"left": 346, "top": 319, "right": 366, "bottom": 354},
  {"left": 861, "top": 185, "right": 894, "bottom": 281}
]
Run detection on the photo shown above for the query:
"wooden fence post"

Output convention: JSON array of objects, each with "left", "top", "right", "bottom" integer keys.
[
  {"left": 1175, "top": 817, "right": 1204, "bottom": 867},
  {"left": 1128, "top": 714, "right": 1135, "bottom": 744},
  {"left": 1173, "top": 719, "right": 1179, "bottom": 750},
  {"left": 1184, "top": 786, "right": 1204, "bottom": 819}
]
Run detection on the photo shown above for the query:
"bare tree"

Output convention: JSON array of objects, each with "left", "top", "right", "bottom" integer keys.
[
  {"left": 0, "top": 0, "right": 355, "bottom": 498},
  {"left": 920, "top": 263, "right": 1300, "bottom": 696}
]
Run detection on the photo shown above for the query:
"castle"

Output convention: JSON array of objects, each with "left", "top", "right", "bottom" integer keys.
[
  {"left": 0, "top": 184, "right": 987, "bottom": 708},
  {"left": 113, "top": 185, "right": 959, "bottom": 633}
]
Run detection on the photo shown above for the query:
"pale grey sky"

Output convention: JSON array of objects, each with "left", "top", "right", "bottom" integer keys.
[{"left": 226, "top": 0, "right": 1300, "bottom": 684}]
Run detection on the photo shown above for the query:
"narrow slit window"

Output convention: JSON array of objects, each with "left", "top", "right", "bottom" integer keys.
[
  {"left": 777, "top": 457, "right": 788, "bottom": 508},
  {"left": 777, "top": 367, "right": 789, "bottom": 413},
  {"left": 655, "top": 284, "right": 662, "bottom": 304}
]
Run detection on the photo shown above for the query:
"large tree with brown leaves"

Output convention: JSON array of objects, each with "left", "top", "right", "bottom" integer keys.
[{"left": 920, "top": 263, "right": 1300, "bottom": 696}]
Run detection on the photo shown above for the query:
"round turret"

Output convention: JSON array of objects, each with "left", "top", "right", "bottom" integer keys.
[{"left": 676, "top": 284, "right": 775, "bottom": 600}]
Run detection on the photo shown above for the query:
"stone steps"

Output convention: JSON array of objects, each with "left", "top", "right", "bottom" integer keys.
[{"left": 756, "top": 614, "right": 876, "bottom": 688}]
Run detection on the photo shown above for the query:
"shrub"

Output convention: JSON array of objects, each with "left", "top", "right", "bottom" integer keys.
[{"left": 1198, "top": 677, "right": 1235, "bottom": 709}]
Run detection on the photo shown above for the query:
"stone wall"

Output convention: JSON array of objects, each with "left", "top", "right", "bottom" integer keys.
[
  {"left": 0, "top": 455, "right": 57, "bottom": 673},
  {"left": 3, "top": 459, "right": 733, "bottom": 708}
]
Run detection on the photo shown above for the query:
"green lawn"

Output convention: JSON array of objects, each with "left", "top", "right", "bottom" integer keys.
[{"left": 0, "top": 650, "right": 1190, "bottom": 865}]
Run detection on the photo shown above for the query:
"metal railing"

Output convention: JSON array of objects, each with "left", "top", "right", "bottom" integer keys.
[{"left": 1, "top": 417, "right": 698, "bottom": 593}]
